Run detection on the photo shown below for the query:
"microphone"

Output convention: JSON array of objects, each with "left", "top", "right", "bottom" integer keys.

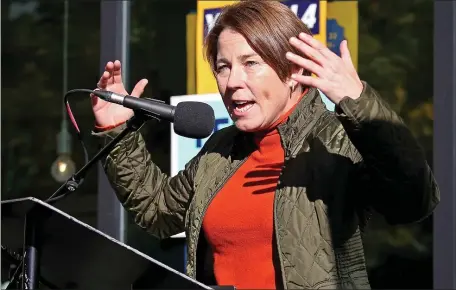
[{"left": 92, "top": 90, "right": 215, "bottom": 139}]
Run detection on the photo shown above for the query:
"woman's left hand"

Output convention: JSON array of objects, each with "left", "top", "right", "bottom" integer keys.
[{"left": 286, "top": 33, "right": 363, "bottom": 105}]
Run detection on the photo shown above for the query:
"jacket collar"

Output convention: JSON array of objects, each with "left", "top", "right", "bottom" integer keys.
[
  {"left": 277, "top": 87, "right": 326, "bottom": 155},
  {"left": 281, "top": 87, "right": 324, "bottom": 130}
]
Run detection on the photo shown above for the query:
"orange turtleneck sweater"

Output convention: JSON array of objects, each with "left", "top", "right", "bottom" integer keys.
[{"left": 202, "top": 93, "right": 305, "bottom": 289}]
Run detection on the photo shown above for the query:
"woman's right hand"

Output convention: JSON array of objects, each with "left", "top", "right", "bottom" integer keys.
[{"left": 91, "top": 60, "right": 148, "bottom": 128}]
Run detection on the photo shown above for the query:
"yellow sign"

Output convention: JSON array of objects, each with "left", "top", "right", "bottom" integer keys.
[
  {"left": 186, "top": 12, "right": 197, "bottom": 95},
  {"left": 195, "top": 0, "right": 327, "bottom": 94},
  {"left": 327, "top": 1, "right": 358, "bottom": 69},
  {"left": 196, "top": 1, "right": 237, "bottom": 94}
]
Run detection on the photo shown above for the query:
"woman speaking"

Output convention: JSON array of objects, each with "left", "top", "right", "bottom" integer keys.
[{"left": 91, "top": 1, "right": 440, "bottom": 289}]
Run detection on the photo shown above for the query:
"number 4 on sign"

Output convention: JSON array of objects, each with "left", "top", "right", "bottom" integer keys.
[{"left": 290, "top": 3, "right": 317, "bottom": 29}]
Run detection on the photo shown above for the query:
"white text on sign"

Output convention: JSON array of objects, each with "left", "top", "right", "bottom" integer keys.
[{"left": 203, "top": 0, "right": 320, "bottom": 37}]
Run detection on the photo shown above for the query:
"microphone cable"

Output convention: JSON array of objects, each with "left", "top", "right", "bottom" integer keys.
[{"left": 45, "top": 89, "right": 94, "bottom": 203}]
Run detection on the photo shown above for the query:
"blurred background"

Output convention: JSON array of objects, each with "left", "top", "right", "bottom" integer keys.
[{"left": 1, "top": 0, "right": 439, "bottom": 288}]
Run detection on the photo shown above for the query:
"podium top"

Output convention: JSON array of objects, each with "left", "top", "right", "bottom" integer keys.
[{"left": 1, "top": 197, "right": 211, "bottom": 290}]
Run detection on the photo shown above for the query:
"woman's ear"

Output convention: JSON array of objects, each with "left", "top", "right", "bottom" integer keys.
[
  {"left": 287, "top": 67, "right": 304, "bottom": 91},
  {"left": 288, "top": 80, "right": 296, "bottom": 91}
]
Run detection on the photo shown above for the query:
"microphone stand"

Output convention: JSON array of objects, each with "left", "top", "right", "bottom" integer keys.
[
  {"left": 46, "top": 113, "right": 148, "bottom": 203},
  {"left": 20, "top": 112, "right": 150, "bottom": 290}
]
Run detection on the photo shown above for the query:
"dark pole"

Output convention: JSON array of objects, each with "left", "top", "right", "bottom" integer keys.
[
  {"left": 97, "top": 1, "right": 131, "bottom": 243},
  {"left": 433, "top": 0, "right": 456, "bottom": 289}
]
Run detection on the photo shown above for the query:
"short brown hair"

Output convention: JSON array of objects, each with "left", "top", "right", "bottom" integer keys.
[{"left": 203, "top": 0, "right": 312, "bottom": 82}]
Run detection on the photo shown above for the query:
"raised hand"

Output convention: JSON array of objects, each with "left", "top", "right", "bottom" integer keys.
[
  {"left": 285, "top": 33, "right": 363, "bottom": 105},
  {"left": 91, "top": 60, "right": 148, "bottom": 128}
]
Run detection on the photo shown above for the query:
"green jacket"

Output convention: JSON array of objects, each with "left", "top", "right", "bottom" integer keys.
[{"left": 97, "top": 82, "right": 439, "bottom": 289}]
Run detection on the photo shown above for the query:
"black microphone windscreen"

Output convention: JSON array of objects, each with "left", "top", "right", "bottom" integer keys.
[{"left": 173, "top": 101, "right": 215, "bottom": 139}]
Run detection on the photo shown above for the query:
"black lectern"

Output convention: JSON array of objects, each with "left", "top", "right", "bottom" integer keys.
[{"left": 1, "top": 197, "right": 212, "bottom": 290}]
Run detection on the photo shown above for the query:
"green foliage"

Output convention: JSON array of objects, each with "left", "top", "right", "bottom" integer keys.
[
  {"left": 357, "top": 0, "right": 434, "bottom": 287},
  {"left": 358, "top": 0, "right": 434, "bottom": 141}
]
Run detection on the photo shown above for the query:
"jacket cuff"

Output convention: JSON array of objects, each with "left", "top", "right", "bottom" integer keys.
[
  {"left": 335, "top": 81, "right": 378, "bottom": 127},
  {"left": 91, "top": 122, "right": 128, "bottom": 140}
]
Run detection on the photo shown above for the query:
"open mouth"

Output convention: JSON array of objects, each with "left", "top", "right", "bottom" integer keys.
[{"left": 232, "top": 100, "right": 255, "bottom": 113}]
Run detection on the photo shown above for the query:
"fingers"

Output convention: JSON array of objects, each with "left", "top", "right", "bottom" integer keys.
[
  {"left": 112, "top": 60, "right": 123, "bottom": 84},
  {"left": 130, "top": 79, "right": 149, "bottom": 97},
  {"left": 298, "top": 33, "right": 336, "bottom": 60},
  {"left": 286, "top": 52, "right": 324, "bottom": 77},
  {"left": 289, "top": 37, "right": 325, "bottom": 66},
  {"left": 291, "top": 74, "right": 325, "bottom": 89},
  {"left": 96, "top": 71, "right": 110, "bottom": 89},
  {"left": 339, "top": 40, "right": 354, "bottom": 69},
  {"left": 289, "top": 33, "right": 338, "bottom": 68},
  {"left": 96, "top": 60, "right": 123, "bottom": 89},
  {"left": 298, "top": 33, "right": 324, "bottom": 50}
]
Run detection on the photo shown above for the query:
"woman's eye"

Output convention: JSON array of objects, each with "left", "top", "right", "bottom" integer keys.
[
  {"left": 246, "top": 61, "right": 258, "bottom": 67},
  {"left": 215, "top": 67, "right": 226, "bottom": 74}
]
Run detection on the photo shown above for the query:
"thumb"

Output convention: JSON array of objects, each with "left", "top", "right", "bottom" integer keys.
[
  {"left": 340, "top": 40, "right": 354, "bottom": 69},
  {"left": 130, "top": 79, "right": 149, "bottom": 97}
]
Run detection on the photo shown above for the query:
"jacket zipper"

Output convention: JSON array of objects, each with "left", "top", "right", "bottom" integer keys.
[{"left": 192, "top": 158, "right": 248, "bottom": 279}]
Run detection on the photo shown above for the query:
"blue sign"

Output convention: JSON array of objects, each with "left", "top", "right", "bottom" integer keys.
[
  {"left": 284, "top": 0, "right": 320, "bottom": 35},
  {"left": 203, "top": 0, "right": 320, "bottom": 38},
  {"left": 326, "top": 19, "right": 345, "bottom": 57},
  {"left": 203, "top": 8, "right": 222, "bottom": 38}
]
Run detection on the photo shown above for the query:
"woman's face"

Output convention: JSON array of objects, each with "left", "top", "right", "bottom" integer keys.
[{"left": 215, "top": 29, "right": 296, "bottom": 132}]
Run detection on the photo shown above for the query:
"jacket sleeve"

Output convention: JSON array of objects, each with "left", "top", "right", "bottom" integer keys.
[
  {"left": 93, "top": 123, "right": 202, "bottom": 239},
  {"left": 336, "top": 82, "right": 440, "bottom": 225}
]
